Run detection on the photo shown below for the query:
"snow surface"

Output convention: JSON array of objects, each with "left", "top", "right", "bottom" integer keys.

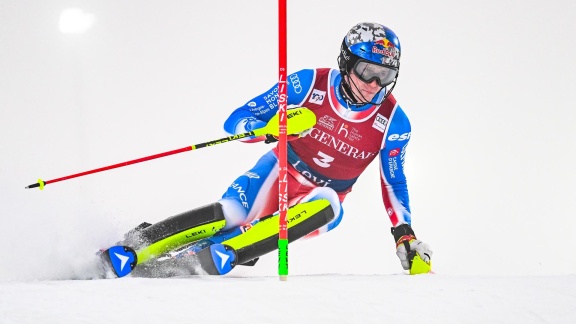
[
  {"left": 0, "top": 275, "right": 574, "bottom": 324},
  {"left": 2, "top": 0, "right": 576, "bottom": 323}
]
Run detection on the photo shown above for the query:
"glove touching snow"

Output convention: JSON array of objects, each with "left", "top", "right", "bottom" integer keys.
[{"left": 391, "top": 224, "right": 433, "bottom": 271}]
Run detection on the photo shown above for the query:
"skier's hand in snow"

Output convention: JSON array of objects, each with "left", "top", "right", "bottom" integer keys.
[{"left": 392, "top": 224, "right": 432, "bottom": 270}]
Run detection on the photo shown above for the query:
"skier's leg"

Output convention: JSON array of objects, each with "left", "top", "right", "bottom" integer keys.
[
  {"left": 219, "top": 150, "right": 280, "bottom": 229},
  {"left": 123, "top": 202, "right": 226, "bottom": 249},
  {"left": 122, "top": 150, "right": 280, "bottom": 263},
  {"left": 291, "top": 186, "right": 345, "bottom": 237},
  {"left": 193, "top": 198, "right": 336, "bottom": 275},
  {"left": 161, "top": 150, "right": 280, "bottom": 260},
  {"left": 123, "top": 202, "right": 228, "bottom": 264},
  {"left": 129, "top": 199, "right": 336, "bottom": 278},
  {"left": 193, "top": 187, "right": 344, "bottom": 274},
  {"left": 128, "top": 184, "right": 342, "bottom": 276}
]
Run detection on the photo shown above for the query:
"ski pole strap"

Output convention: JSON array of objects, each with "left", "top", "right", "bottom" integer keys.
[{"left": 265, "top": 134, "right": 279, "bottom": 144}]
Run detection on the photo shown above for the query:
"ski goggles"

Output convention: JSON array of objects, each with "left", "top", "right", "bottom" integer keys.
[{"left": 352, "top": 60, "right": 397, "bottom": 87}]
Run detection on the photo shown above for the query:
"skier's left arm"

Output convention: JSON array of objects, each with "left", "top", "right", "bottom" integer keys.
[
  {"left": 379, "top": 106, "right": 412, "bottom": 227},
  {"left": 380, "top": 106, "right": 432, "bottom": 271}
]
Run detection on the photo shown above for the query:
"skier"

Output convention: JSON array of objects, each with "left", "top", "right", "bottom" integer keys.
[{"left": 111, "top": 22, "right": 433, "bottom": 277}]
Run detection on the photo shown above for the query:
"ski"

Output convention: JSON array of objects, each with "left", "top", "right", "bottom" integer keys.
[{"left": 99, "top": 199, "right": 335, "bottom": 278}]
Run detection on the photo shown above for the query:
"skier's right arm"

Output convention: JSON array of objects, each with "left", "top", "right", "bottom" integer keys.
[{"left": 223, "top": 69, "right": 315, "bottom": 140}]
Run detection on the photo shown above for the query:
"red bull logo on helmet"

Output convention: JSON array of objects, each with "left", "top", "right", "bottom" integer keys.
[
  {"left": 373, "top": 39, "right": 398, "bottom": 58},
  {"left": 373, "top": 38, "right": 400, "bottom": 67}
]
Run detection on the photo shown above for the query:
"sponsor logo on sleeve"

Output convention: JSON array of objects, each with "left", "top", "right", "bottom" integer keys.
[
  {"left": 387, "top": 132, "right": 411, "bottom": 141},
  {"left": 244, "top": 171, "right": 260, "bottom": 179},
  {"left": 289, "top": 74, "right": 302, "bottom": 94},
  {"left": 263, "top": 87, "right": 279, "bottom": 110},
  {"left": 388, "top": 148, "right": 400, "bottom": 157},
  {"left": 388, "top": 156, "right": 398, "bottom": 178}
]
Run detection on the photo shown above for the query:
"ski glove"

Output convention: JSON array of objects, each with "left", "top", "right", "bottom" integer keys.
[
  {"left": 391, "top": 224, "right": 433, "bottom": 270},
  {"left": 243, "top": 118, "right": 311, "bottom": 144}
]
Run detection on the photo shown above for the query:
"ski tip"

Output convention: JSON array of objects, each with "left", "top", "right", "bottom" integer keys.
[
  {"left": 195, "top": 244, "right": 237, "bottom": 275},
  {"left": 102, "top": 246, "right": 138, "bottom": 278},
  {"left": 209, "top": 244, "right": 237, "bottom": 275}
]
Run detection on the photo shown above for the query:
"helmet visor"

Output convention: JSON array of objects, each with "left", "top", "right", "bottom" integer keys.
[{"left": 352, "top": 60, "right": 397, "bottom": 87}]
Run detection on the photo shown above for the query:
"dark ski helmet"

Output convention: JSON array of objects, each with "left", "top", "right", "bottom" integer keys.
[{"left": 338, "top": 22, "right": 401, "bottom": 105}]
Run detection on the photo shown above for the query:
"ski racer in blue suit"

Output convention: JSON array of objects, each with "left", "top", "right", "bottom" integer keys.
[{"left": 122, "top": 22, "right": 432, "bottom": 276}]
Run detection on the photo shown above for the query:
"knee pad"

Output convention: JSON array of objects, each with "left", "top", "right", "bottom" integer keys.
[
  {"left": 296, "top": 187, "right": 343, "bottom": 233},
  {"left": 218, "top": 198, "right": 248, "bottom": 230}
]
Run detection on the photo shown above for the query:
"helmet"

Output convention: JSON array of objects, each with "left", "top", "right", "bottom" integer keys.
[{"left": 338, "top": 22, "right": 401, "bottom": 105}]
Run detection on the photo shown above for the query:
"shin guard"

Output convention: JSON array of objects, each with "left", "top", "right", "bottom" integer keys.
[
  {"left": 196, "top": 199, "right": 335, "bottom": 275},
  {"left": 129, "top": 202, "right": 226, "bottom": 264}
]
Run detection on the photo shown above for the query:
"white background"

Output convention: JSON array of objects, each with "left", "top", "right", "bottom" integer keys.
[{"left": 1, "top": 1, "right": 576, "bottom": 322}]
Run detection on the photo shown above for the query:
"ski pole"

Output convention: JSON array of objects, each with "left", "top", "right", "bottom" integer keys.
[{"left": 25, "top": 107, "right": 316, "bottom": 190}]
